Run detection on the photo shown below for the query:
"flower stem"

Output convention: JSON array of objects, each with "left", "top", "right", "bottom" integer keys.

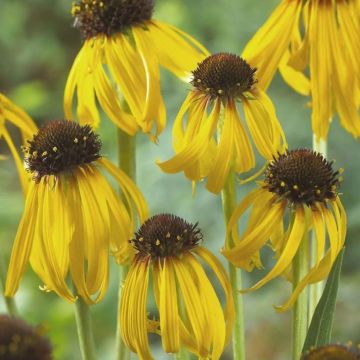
[
  {"left": 309, "top": 136, "right": 327, "bottom": 320},
  {"left": 292, "top": 229, "right": 309, "bottom": 360},
  {"left": 0, "top": 256, "right": 18, "bottom": 316},
  {"left": 221, "top": 170, "right": 246, "bottom": 360},
  {"left": 116, "top": 129, "right": 136, "bottom": 360},
  {"left": 74, "top": 297, "right": 97, "bottom": 360}
]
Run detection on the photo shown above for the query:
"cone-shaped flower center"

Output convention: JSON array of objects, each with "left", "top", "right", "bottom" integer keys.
[
  {"left": 0, "top": 315, "right": 52, "bottom": 360},
  {"left": 301, "top": 344, "right": 360, "bottom": 360},
  {"left": 191, "top": 53, "right": 257, "bottom": 99},
  {"left": 24, "top": 120, "right": 101, "bottom": 181},
  {"left": 130, "top": 214, "right": 203, "bottom": 260},
  {"left": 264, "top": 149, "right": 341, "bottom": 206},
  {"left": 72, "top": 0, "right": 154, "bottom": 38}
]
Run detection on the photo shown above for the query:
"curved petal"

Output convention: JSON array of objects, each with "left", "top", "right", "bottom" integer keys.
[
  {"left": 159, "top": 258, "right": 180, "bottom": 353},
  {"left": 148, "top": 20, "right": 209, "bottom": 80},
  {"left": 97, "top": 158, "right": 149, "bottom": 226},
  {"left": 5, "top": 182, "right": 38, "bottom": 296},
  {"left": 120, "top": 259, "right": 152, "bottom": 359},
  {"left": 242, "top": 0, "right": 302, "bottom": 90},
  {"left": 243, "top": 206, "right": 305, "bottom": 292}
]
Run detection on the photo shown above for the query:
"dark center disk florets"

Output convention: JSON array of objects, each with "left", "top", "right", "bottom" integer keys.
[
  {"left": 191, "top": 53, "right": 257, "bottom": 99},
  {"left": 24, "top": 120, "right": 101, "bottom": 182},
  {"left": 130, "top": 214, "right": 203, "bottom": 260},
  {"left": 264, "top": 149, "right": 342, "bottom": 206},
  {"left": 72, "top": 0, "right": 154, "bottom": 39},
  {"left": 0, "top": 315, "right": 52, "bottom": 360},
  {"left": 301, "top": 344, "right": 360, "bottom": 360}
]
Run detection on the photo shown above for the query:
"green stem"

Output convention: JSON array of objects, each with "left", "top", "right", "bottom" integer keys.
[
  {"left": 0, "top": 256, "right": 18, "bottom": 316},
  {"left": 309, "top": 136, "right": 327, "bottom": 321},
  {"left": 116, "top": 129, "right": 136, "bottom": 360},
  {"left": 221, "top": 170, "right": 246, "bottom": 360},
  {"left": 292, "top": 229, "right": 309, "bottom": 360},
  {"left": 74, "top": 297, "right": 97, "bottom": 360}
]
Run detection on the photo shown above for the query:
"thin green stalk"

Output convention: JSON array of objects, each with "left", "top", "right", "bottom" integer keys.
[
  {"left": 222, "top": 170, "right": 246, "bottom": 360},
  {"left": 292, "top": 230, "right": 309, "bottom": 360},
  {"left": 0, "top": 256, "right": 18, "bottom": 316},
  {"left": 309, "top": 136, "right": 327, "bottom": 320},
  {"left": 116, "top": 129, "right": 136, "bottom": 360},
  {"left": 74, "top": 297, "right": 97, "bottom": 360}
]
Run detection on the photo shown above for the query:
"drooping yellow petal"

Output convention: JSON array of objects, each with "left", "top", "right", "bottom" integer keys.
[
  {"left": 173, "top": 256, "right": 208, "bottom": 358},
  {"left": 5, "top": 181, "right": 38, "bottom": 296},
  {"left": 93, "top": 57, "right": 138, "bottom": 135},
  {"left": 97, "top": 158, "right": 149, "bottom": 225},
  {"left": 194, "top": 247, "right": 235, "bottom": 346},
  {"left": 242, "top": 0, "right": 302, "bottom": 90},
  {"left": 148, "top": 20, "right": 209, "bottom": 81},
  {"left": 158, "top": 97, "right": 220, "bottom": 178},
  {"left": 243, "top": 90, "right": 285, "bottom": 160},
  {"left": 308, "top": 0, "right": 333, "bottom": 140},
  {"left": 223, "top": 200, "right": 286, "bottom": 268},
  {"left": 120, "top": 259, "right": 152, "bottom": 359},
  {"left": 187, "top": 253, "right": 226, "bottom": 360},
  {"left": 243, "top": 206, "right": 305, "bottom": 292},
  {"left": 132, "top": 26, "right": 165, "bottom": 137},
  {"left": 159, "top": 258, "right": 180, "bottom": 353}
]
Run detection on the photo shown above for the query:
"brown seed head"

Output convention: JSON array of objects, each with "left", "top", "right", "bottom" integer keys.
[
  {"left": 264, "top": 149, "right": 342, "bottom": 206},
  {"left": 301, "top": 344, "right": 360, "bottom": 360},
  {"left": 191, "top": 53, "right": 257, "bottom": 99},
  {"left": 72, "top": 0, "right": 154, "bottom": 39},
  {"left": 0, "top": 314, "right": 52, "bottom": 360},
  {"left": 130, "top": 214, "right": 203, "bottom": 260},
  {"left": 24, "top": 120, "right": 101, "bottom": 182}
]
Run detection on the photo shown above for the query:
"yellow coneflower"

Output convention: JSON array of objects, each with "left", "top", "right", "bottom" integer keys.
[
  {"left": 5, "top": 120, "right": 148, "bottom": 303},
  {"left": 65, "top": 0, "right": 209, "bottom": 139},
  {"left": 0, "top": 314, "right": 52, "bottom": 360},
  {"left": 243, "top": 0, "right": 360, "bottom": 140},
  {"left": 158, "top": 53, "right": 286, "bottom": 193},
  {"left": 222, "top": 149, "right": 346, "bottom": 311},
  {"left": 120, "top": 214, "right": 234, "bottom": 360},
  {"left": 0, "top": 93, "right": 37, "bottom": 195},
  {"left": 301, "top": 344, "right": 360, "bottom": 360}
]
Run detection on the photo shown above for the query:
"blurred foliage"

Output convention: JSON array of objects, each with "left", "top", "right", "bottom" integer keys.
[{"left": 0, "top": 0, "right": 359, "bottom": 359}]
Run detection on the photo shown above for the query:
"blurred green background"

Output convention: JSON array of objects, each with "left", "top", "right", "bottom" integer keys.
[{"left": 0, "top": 0, "right": 359, "bottom": 359}]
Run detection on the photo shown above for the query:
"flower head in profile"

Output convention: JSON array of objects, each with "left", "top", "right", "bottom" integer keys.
[
  {"left": 243, "top": 0, "right": 360, "bottom": 140},
  {"left": 0, "top": 314, "right": 52, "bottom": 360},
  {"left": 158, "top": 52, "right": 286, "bottom": 193},
  {"left": 5, "top": 120, "right": 148, "bottom": 304},
  {"left": 65, "top": 0, "right": 209, "bottom": 139},
  {"left": 0, "top": 93, "right": 37, "bottom": 195},
  {"left": 222, "top": 149, "right": 346, "bottom": 311},
  {"left": 120, "top": 214, "right": 234, "bottom": 359},
  {"left": 301, "top": 344, "right": 360, "bottom": 360}
]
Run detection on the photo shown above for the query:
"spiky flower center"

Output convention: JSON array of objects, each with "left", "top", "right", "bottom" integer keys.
[
  {"left": 191, "top": 53, "right": 257, "bottom": 99},
  {"left": 130, "top": 214, "right": 203, "bottom": 260},
  {"left": 72, "top": 0, "right": 154, "bottom": 39},
  {"left": 264, "top": 149, "right": 342, "bottom": 206},
  {"left": 0, "top": 315, "right": 52, "bottom": 360},
  {"left": 24, "top": 120, "right": 101, "bottom": 182},
  {"left": 301, "top": 344, "right": 360, "bottom": 360}
]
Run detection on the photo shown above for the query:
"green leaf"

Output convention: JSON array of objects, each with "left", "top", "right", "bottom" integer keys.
[{"left": 302, "top": 248, "right": 345, "bottom": 354}]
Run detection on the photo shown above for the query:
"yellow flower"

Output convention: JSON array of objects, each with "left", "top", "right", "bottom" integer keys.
[
  {"left": 0, "top": 93, "right": 37, "bottom": 195},
  {"left": 120, "top": 214, "right": 234, "bottom": 360},
  {"left": 158, "top": 53, "right": 286, "bottom": 193},
  {"left": 65, "top": 0, "right": 209, "bottom": 139},
  {"left": 222, "top": 149, "right": 346, "bottom": 311},
  {"left": 5, "top": 120, "right": 148, "bottom": 303},
  {"left": 243, "top": 0, "right": 360, "bottom": 140}
]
